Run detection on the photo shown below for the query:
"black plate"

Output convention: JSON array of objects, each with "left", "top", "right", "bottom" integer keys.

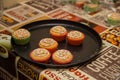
[{"left": 12, "top": 19, "right": 102, "bottom": 68}]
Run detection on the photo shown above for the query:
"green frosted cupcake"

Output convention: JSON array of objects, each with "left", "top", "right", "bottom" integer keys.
[
  {"left": 91, "top": 0, "right": 99, "bottom": 4},
  {"left": 107, "top": 13, "right": 120, "bottom": 25},
  {"left": 12, "top": 28, "right": 31, "bottom": 45},
  {"left": 83, "top": 3, "right": 99, "bottom": 13}
]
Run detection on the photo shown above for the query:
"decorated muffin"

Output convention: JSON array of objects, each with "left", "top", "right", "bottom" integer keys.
[
  {"left": 50, "top": 26, "right": 67, "bottom": 42},
  {"left": 52, "top": 49, "right": 73, "bottom": 65},
  {"left": 107, "top": 12, "right": 120, "bottom": 25},
  {"left": 30, "top": 48, "right": 51, "bottom": 63},
  {"left": 66, "top": 30, "right": 85, "bottom": 45},
  {"left": 12, "top": 28, "right": 31, "bottom": 45},
  {"left": 83, "top": 3, "right": 99, "bottom": 13},
  {"left": 91, "top": 0, "right": 99, "bottom": 4},
  {"left": 39, "top": 38, "right": 58, "bottom": 53},
  {"left": 75, "top": 0, "right": 86, "bottom": 8}
]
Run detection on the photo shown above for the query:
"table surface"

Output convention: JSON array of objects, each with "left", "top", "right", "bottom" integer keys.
[{"left": 0, "top": 0, "right": 120, "bottom": 80}]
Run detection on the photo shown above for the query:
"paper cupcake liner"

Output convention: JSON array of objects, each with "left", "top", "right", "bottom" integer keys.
[
  {"left": 13, "top": 37, "right": 30, "bottom": 45},
  {"left": 107, "top": 18, "right": 120, "bottom": 25}
]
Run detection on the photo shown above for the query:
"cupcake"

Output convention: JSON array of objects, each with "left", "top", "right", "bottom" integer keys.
[
  {"left": 12, "top": 28, "right": 31, "bottom": 45},
  {"left": 91, "top": 0, "right": 99, "bottom": 4},
  {"left": 52, "top": 49, "right": 73, "bottom": 65},
  {"left": 83, "top": 3, "right": 99, "bottom": 13},
  {"left": 66, "top": 30, "right": 85, "bottom": 45},
  {"left": 50, "top": 26, "right": 67, "bottom": 42},
  {"left": 75, "top": 0, "right": 86, "bottom": 8},
  {"left": 107, "top": 12, "right": 120, "bottom": 25},
  {"left": 39, "top": 38, "right": 58, "bottom": 53},
  {"left": 30, "top": 48, "right": 51, "bottom": 63}
]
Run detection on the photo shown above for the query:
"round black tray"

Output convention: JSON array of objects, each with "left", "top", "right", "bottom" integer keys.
[{"left": 12, "top": 19, "right": 102, "bottom": 68}]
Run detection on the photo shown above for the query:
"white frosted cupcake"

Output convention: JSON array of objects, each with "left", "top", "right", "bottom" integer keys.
[
  {"left": 52, "top": 49, "right": 73, "bottom": 65},
  {"left": 107, "top": 12, "right": 120, "bottom": 25},
  {"left": 83, "top": 3, "right": 99, "bottom": 13},
  {"left": 39, "top": 38, "right": 58, "bottom": 53},
  {"left": 66, "top": 30, "right": 85, "bottom": 46},
  {"left": 50, "top": 25, "right": 68, "bottom": 42},
  {"left": 12, "top": 28, "right": 31, "bottom": 45},
  {"left": 30, "top": 48, "right": 51, "bottom": 63}
]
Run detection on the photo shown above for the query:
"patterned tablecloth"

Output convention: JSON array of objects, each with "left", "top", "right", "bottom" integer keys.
[{"left": 0, "top": 0, "right": 120, "bottom": 80}]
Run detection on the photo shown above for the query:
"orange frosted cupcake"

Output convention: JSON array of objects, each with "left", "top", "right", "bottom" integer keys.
[
  {"left": 52, "top": 49, "right": 73, "bottom": 65},
  {"left": 50, "top": 26, "right": 67, "bottom": 42},
  {"left": 66, "top": 30, "right": 85, "bottom": 45},
  {"left": 39, "top": 38, "right": 58, "bottom": 53},
  {"left": 30, "top": 48, "right": 51, "bottom": 63}
]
